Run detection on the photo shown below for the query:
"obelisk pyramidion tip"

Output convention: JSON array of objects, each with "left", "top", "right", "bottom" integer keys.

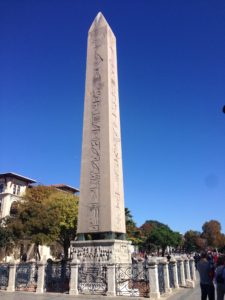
[
  {"left": 96, "top": 12, "right": 102, "bottom": 23},
  {"left": 89, "top": 12, "right": 109, "bottom": 32}
]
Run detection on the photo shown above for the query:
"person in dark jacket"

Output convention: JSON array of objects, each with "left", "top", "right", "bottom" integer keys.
[
  {"left": 197, "top": 251, "right": 215, "bottom": 300},
  {"left": 215, "top": 255, "right": 225, "bottom": 300}
]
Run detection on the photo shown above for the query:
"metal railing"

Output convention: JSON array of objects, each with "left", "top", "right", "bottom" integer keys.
[
  {"left": 45, "top": 260, "right": 70, "bottom": 293},
  {"left": 115, "top": 262, "right": 149, "bottom": 297},
  {"left": 78, "top": 263, "right": 107, "bottom": 295},
  {"left": 0, "top": 264, "right": 9, "bottom": 290},
  {"left": 15, "top": 262, "right": 37, "bottom": 292}
]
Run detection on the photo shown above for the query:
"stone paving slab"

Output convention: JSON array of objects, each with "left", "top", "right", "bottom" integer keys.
[
  {"left": 0, "top": 285, "right": 201, "bottom": 300},
  {"left": 165, "top": 283, "right": 201, "bottom": 300},
  {"left": 0, "top": 291, "right": 146, "bottom": 300}
]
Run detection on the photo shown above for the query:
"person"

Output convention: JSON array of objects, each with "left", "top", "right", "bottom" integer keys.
[
  {"left": 21, "top": 253, "right": 27, "bottom": 262},
  {"left": 215, "top": 255, "right": 225, "bottom": 300},
  {"left": 166, "top": 253, "right": 171, "bottom": 262},
  {"left": 213, "top": 249, "right": 219, "bottom": 265},
  {"left": 194, "top": 252, "right": 200, "bottom": 269},
  {"left": 197, "top": 251, "right": 215, "bottom": 300}
]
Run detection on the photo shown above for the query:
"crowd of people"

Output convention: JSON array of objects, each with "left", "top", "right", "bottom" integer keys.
[{"left": 195, "top": 251, "right": 225, "bottom": 300}]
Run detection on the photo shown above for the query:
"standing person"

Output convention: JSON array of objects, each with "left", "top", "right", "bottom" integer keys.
[
  {"left": 215, "top": 255, "right": 225, "bottom": 300},
  {"left": 167, "top": 253, "right": 171, "bottom": 262},
  {"left": 197, "top": 251, "right": 215, "bottom": 300},
  {"left": 194, "top": 252, "right": 200, "bottom": 269}
]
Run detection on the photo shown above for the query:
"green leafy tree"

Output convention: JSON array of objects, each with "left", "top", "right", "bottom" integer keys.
[
  {"left": 6, "top": 186, "right": 79, "bottom": 259},
  {"left": 125, "top": 208, "right": 142, "bottom": 246},
  {"left": 141, "top": 220, "right": 182, "bottom": 256},
  {"left": 0, "top": 224, "right": 15, "bottom": 259}
]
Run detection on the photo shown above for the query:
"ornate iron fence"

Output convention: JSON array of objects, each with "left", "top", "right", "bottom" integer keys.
[
  {"left": 15, "top": 262, "right": 37, "bottom": 292},
  {"left": 115, "top": 263, "right": 149, "bottom": 297},
  {"left": 168, "top": 262, "right": 175, "bottom": 288},
  {"left": 78, "top": 263, "right": 107, "bottom": 295},
  {"left": 0, "top": 264, "right": 9, "bottom": 290},
  {"left": 157, "top": 263, "right": 165, "bottom": 294},
  {"left": 45, "top": 260, "right": 70, "bottom": 293}
]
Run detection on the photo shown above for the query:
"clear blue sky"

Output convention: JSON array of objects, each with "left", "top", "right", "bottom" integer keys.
[{"left": 1, "top": 0, "right": 225, "bottom": 234}]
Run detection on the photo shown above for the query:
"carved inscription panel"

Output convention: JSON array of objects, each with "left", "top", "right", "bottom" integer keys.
[
  {"left": 88, "top": 27, "right": 106, "bottom": 231},
  {"left": 109, "top": 31, "right": 123, "bottom": 231}
]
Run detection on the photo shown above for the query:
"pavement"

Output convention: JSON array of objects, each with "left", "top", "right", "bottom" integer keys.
[
  {"left": 166, "top": 284, "right": 201, "bottom": 300},
  {"left": 0, "top": 283, "right": 201, "bottom": 300}
]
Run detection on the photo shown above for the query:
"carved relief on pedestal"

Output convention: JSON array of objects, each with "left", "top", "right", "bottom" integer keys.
[
  {"left": 71, "top": 240, "right": 131, "bottom": 264},
  {"left": 71, "top": 246, "right": 112, "bottom": 263}
]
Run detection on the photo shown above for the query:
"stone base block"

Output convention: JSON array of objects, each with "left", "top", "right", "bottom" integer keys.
[
  {"left": 36, "top": 288, "right": 44, "bottom": 293},
  {"left": 6, "top": 286, "right": 15, "bottom": 292},
  {"left": 107, "top": 291, "right": 116, "bottom": 296},
  {"left": 69, "top": 289, "right": 79, "bottom": 295},
  {"left": 70, "top": 239, "right": 131, "bottom": 264},
  {"left": 165, "top": 287, "right": 172, "bottom": 293},
  {"left": 150, "top": 291, "right": 161, "bottom": 299},
  {"left": 186, "top": 279, "right": 195, "bottom": 288}
]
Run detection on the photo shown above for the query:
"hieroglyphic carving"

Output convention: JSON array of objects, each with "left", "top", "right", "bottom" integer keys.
[
  {"left": 89, "top": 204, "right": 99, "bottom": 231},
  {"left": 88, "top": 27, "right": 105, "bottom": 231},
  {"left": 109, "top": 31, "right": 122, "bottom": 229},
  {"left": 90, "top": 27, "right": 107, "bottom": 48}
]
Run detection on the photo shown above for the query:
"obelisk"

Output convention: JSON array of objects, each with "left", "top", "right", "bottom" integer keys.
[{"left": 71, "top": 12, "right": 131, "bottom": 263}]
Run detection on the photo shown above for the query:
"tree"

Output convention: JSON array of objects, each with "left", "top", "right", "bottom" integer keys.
[
  {"left": 183, "top": 230, "right": 206, "bottom": 253},
  {"left": 141, "top": 220, "right": 182, "bottom": 256},
  {"left": 125, "top": 208, "right": 142, "bottom": 246},
  {"left": 202, "top": 220, "right": 225, "bottom": 249},
  {"left": 140, "top": 220, "right": 155, "bottom": 239},
  {"left": 0, "top": 223, "right": 15, "bottom": 259},
  {"left": 6, "top": 186, "right": 79, "bottom": 259}
]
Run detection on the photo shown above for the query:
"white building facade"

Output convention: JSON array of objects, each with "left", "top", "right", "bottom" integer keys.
[{"left": 0, "top": 172, "right": 36, "bottom": 219}]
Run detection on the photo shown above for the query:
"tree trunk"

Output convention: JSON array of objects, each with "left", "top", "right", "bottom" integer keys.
[
  {"left": 162, "top": 246, "right": 166, "bottom": 257},
  {"left": 63, "top": 241, "right": 69, "bottom": 260},
  {"left": 36, "top": 243, "right": 41, "bottom": 261}
]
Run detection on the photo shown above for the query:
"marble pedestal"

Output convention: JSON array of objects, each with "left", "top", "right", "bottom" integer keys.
[{"left": 70, "top": 239, "right": 131, "bottom": 264}]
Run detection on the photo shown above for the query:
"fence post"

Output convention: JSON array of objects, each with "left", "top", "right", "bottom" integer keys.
[
  {"left": 170, "top": 257, "right": 179, "bottom": 289},
  {"left": 69, "top": 256, "right": 79, "bottom": 295},
  {"left": 36, "top": 259, "right": 46, "bottom": 293},
  {"left": 189, "top": 257, "right": 196, "bottom": 281},
  {"left": 184, "top": 258, "right": 195, "bottom": 288},
  {"left": 107, "top": 263, "right": 116, "bottom": 296},
  {"left": 6, "top": 262, "right": 16, "bottom": 292},
  {"left": 177, "top": 257, "right": 186, "bottom": 287},
  {"left": 148, "top": 258, "right": 160, "bottom": 299},
  {"left": 162, "top": 258, "right": 172, "bottom": 294}
]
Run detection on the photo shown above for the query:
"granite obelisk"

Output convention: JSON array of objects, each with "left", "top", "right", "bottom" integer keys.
[{"left": 71, "top": 12, "right": 130, "bottom": 263}]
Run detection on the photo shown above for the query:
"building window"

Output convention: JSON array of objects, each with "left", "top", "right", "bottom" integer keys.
[
  {"left": 13, "top": 184, "right": 16, "bottom": 194},
  {"left": 17, "top": 185, "right": 21, "bottom": 195},
  {"left": 0, "top": 184, "right": 4, "bottom": 193},
  {"left": 10, "top": 201, "right": 18, "bottom": 216}
]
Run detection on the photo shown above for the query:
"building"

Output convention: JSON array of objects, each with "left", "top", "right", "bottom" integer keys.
[
  {"left": 0, "top": 172, "right": 79, "bottom": 219},
  {"left": 0, "top": 172, "right": 36, "bottom": 219},
  {"left": 50, "top": 184, "right": 79, "bottom": 194},
  {"left": 0, "top": 172, "right": 79, "bottom": 261}
]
